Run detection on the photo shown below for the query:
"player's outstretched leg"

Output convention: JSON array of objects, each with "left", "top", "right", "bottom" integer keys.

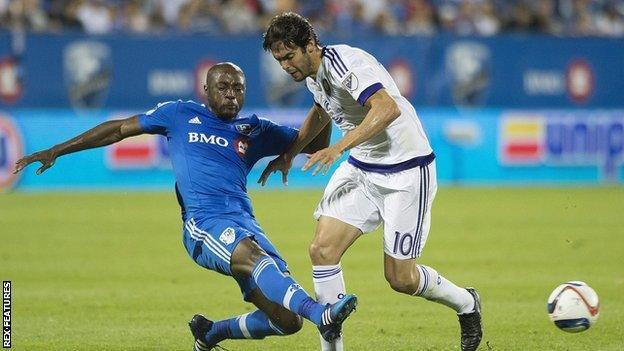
[
  {"left": 189, "top": 298, "right": 358, "bottom": 350},
  {"left": 188, "top": 288, "right": 303, "bottom": 350},
  {"left": 231, "top": 238, "right": 358, "bottom": 342},
  {"left": 189, "top": 314, "right": 221, "bottom": 351},
  {"left": 189, "top": 309, "right": 293, "bottom": 351},
  {"left": 248, "top": 255, "right": 357, "bottom": 341}
]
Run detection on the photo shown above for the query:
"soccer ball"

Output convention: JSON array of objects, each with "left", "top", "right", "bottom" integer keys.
[{"left": 547, "top": 281, "right": 599, "bottom": 333}]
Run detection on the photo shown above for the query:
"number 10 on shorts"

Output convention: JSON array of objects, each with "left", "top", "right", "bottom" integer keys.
[{"left": 393, "top": 231, "right": 415, "bottom": 256}]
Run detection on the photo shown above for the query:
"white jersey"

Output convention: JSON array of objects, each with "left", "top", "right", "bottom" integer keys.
[{"left": 305, "top": 44, "right": 432, "bottom": 165}]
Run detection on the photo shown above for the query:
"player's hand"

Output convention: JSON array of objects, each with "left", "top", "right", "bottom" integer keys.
[
  {"left": 302, "top": 145, "right": 343, "bottom": 176},
  {"left": 13, "top": 148, "right": 58, "bottom": 175},
  {"left": 257, "top": 153, "right": 294, "bottom": 186}
]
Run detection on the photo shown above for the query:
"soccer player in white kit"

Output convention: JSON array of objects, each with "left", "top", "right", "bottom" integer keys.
[{"left": 260, "top": 12, "right": 483, "bottom": 351}]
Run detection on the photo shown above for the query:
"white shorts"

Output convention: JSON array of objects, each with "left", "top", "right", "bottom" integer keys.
[{"left": 314, "top": 160, "right": 437, "bottom": 259}]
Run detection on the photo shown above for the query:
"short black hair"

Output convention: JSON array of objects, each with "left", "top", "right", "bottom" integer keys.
[{"left": 262, "top": 12, "right": 319, "bottom": 51}]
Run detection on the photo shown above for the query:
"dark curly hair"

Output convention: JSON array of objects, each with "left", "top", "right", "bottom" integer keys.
[{"left": 262, "top": 12, "right": 320, "bottom": 51}]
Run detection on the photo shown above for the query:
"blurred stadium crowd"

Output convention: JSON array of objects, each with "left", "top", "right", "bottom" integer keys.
[{"left": 1, "top": 0, "right": 623, "bottom": 37}]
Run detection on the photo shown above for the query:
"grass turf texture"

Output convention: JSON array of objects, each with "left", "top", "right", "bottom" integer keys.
[{"left": 1, "top": 187, "right": 623, "bottom": 351}]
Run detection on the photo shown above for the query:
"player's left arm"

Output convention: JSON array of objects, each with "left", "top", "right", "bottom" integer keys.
[
  {"left": 303, "top": 89, "right": 400, "bottom": 175},
  {"left": 332, "top": 88, "right": 399, "bottom": 152}
]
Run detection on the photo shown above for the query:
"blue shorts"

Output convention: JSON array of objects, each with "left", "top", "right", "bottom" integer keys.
[{"left": 182, "top": 214, "right": 289, "bottom": 301}]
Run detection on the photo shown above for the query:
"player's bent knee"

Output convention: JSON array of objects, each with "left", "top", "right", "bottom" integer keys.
[
  {"left": 308, "top": 241, "right": 340, "bottom": 264},
  {"left": 263, "top": 299, "right": 303, "bottom": 335},
  {"left": 231, "top": 238, "right": 267, "bottom": 277},
  {"left": 385, "top": 275, "right": 418, "bottom": 295}
]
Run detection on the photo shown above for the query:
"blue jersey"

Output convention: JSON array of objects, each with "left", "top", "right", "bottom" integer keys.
[{"left": 137, "top": 100, "right": 297, "bottom": 218}]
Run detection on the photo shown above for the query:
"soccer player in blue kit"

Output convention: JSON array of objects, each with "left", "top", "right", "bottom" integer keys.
[{"left": 13, "top": 62, "right": 357, "bottom": 350}]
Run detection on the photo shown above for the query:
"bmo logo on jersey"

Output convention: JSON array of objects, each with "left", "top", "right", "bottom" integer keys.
[{"left": 188, "top": 132, "right": 229, "bottom": 147}]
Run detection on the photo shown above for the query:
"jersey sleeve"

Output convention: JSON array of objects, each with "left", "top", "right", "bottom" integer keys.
[
  {"left": 324, "top": 47, "right": 384, "bottom": 106},
  {"left": 255, "top": 118, "right": 298, "bottom": 159},
  {"left": 137, "top": 101, "right": 179, "bottom": 135}
]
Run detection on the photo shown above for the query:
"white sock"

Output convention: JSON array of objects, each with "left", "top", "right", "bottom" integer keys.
[
  {"left": 313, "top": 264, "right": 346, "bottom": 351},
  {"left": 413, "top": 264, "right": 475, "bottom": 314}
]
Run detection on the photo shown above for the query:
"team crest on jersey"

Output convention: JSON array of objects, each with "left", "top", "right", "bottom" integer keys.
[
  {"left": 342, "top": 73, "right": 358, "bottom": 91},
  {"left": 235, "top": 138, "right": 249, "bottom": 156},
  {"left": 322, "top": 78, "right": 332, "bottom": 96},
  {"left": 219, "top": 227, "right": 236, "bottom": 245},
  {"left": 235, "top": 124, "right": 252, "bottom": 135}
]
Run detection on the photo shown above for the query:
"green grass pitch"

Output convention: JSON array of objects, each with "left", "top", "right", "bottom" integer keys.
[{"left": 1, "top": 187, "right": 623, "bottom": 350}]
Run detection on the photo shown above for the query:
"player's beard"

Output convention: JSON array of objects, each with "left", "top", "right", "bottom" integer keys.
[
  {"left": 293, "top": 54, "right": 313, "bottom": 82},
  {"left": 220, "top": 104, "right": 239, "bottom": 119},
  {"left": 207, "top": 101, "right": 239, "bottom": 120}
]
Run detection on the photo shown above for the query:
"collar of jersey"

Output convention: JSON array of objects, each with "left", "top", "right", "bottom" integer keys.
[{"left": 312, "top": 46, "right": 329, "bottom": 82}]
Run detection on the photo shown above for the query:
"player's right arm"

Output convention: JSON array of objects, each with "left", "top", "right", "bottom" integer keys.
[
  {"left": 13, "top": 116, "right": 144, "bottom": 175},
  {"left": 257, "top": 104, "right": 330, "bottom": 185},
  {"left": 14, "top": 100, "right": 176, "bottom": 175},
  {"left": 292, "top": 104, "right": 332, "bottom": 156}
]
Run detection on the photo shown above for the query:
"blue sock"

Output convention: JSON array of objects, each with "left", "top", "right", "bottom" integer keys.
[
  {"left": 205, "top": 310, "right": 286, "bottom": 344},
  {"left": 251, "top": 256, "right": 326, "bottom": 326}
]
